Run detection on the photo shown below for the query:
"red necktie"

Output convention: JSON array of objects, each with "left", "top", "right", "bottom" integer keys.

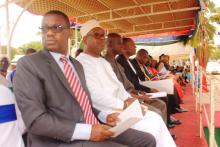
[{"left": 60, "top": 56, "right": 99, "bottom": 124}]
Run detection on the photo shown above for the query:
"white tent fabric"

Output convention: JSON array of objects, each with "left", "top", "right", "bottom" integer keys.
[{"left": 136, "top": 42, "right": 193, "bottom": 60}]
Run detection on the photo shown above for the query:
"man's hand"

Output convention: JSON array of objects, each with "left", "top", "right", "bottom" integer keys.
[
  {"left": 139, "top": 94, "right": 151, "bottom": 103},
  {"left": 130, "top": 89, "right": 139, "bottom": 95},
  {"left": 124, "top": 98, "right": 136, "bottom": 109},
  {"left": 150, "top": 88, "right": 158, "bottom": 93},
  {"left": 90, "top": 124, "right": 113, "bottom": 142},
  {"left": 106, "top": 113, "right": 120, "bottom": 126},
  {"left": 138, "top": 91, "right": 146, "bottom": 95}
]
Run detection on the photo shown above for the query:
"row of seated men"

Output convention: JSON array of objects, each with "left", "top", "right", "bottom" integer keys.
[
  {"left": 0, "top": 10, "right": 188, "bottom": 147},
  {"left": 75, "top": 34, "right": 187, "bottom": 128}
]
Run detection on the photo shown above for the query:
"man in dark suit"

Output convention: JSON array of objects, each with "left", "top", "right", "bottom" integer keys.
[
  {"left": 131, "top": 48, "right": 186, "bottom": 114},
  {"left": 105, "top": 33, "right": 167, "bottom": 123},
  {"left": 13, "top": 10, "right": 156, "bottom": 147},
  {"left": 130, "top": 49, "right": 154, "bottom": 81},
  {"left": 116, "top": 38, "right": 182, "bottom": 129},
  {"left": 116, "top": 38, "right": 155, "bottom": 93}
]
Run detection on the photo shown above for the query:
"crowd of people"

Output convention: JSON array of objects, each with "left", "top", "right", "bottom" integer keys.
[{"left": 0, "top": 10, "right": 191, "bottom": 147}]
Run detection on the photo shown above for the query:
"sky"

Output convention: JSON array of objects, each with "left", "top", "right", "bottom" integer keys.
[
  {"left": 0, "top": 3, "right": 42, "bottom": 48},
  {"left": 0, "top": 0, "right": 220, "bottom": 48}
]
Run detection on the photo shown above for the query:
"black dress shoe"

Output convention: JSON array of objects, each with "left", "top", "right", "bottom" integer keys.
[
  {"left": 172, "top": 134, "right": 177, "bottom": 141},
  {"left": 176, "top": 107, "right": 188, "bottom": 113},
  {"left": 168, "top": 124, "right": 175, "bottom": 129},
  {"left": 170, "top": 119, "right": 182, "bottom": 125}
]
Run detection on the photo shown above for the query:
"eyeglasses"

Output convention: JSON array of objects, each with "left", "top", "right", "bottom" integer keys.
[
  {"left": 87, "top": 32, "right": 106, "bottom": 39},
  {"left": 39, "top": 25, "right": 69, "bottom": 33}
]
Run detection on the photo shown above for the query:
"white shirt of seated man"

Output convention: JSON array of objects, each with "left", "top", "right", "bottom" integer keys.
[
  {"left": 0, "top": 84, "right": 26, "bottom": 147},
  {"left": 76, "top": 53, "right": 176, "bottom": 147}
]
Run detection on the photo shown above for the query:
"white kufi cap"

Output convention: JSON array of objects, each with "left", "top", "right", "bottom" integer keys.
[{"left": 80, "top": 19, "right": 101, "bottom": 37}]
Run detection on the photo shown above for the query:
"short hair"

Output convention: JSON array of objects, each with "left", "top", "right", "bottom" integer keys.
[
  {"left": 44, "top": 10, "right": 70, "bottom": 28},
  {"left": 107, "top": 33, "right": 122, "bottom": 46},
  {"left": 122, "top": 37, "right": 133, "bottom": 45},
  {"left": 137, "top": 49, "right": 148, "bottom": 55},
  {"left": 159, "top": 54, "right": 165, "bottom": 60},
  {"left": 165, "top": 55, "right": 169, "bottom": 59},
  {"left": 0, "top": 57, "right": 9, "bottom": 71},
  {"left": 25, "top": 48, "right": 36, "bottom": 55},
  {"left": 107, "top": 33, "right": 121, "bottom": 39}
]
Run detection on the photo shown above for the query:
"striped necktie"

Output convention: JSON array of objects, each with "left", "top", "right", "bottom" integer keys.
[
  {"left": 140, "top": 65, "right": 151, "bottom": 81},
  {"left": 60, "top": 56, "right": 99, "bottom": 124}
]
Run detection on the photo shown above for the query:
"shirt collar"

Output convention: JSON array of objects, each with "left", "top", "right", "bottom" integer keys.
[{"left": 49, "top": 51, "right": 70, "bottom": 63}]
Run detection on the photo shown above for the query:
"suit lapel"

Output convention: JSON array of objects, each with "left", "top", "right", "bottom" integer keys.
[{"left": 42, "top": 50, "right": 75, "bottom": 97}]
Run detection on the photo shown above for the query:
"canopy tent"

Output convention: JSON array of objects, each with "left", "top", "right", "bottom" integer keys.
[
  {"left": 7, "top": 0, "right": 200, "bottom": 37},
  {"left": 1, "top": 0, "right": 201, "bottom": 60}
]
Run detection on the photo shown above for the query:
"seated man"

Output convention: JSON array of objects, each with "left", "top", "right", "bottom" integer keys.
[
  {"left": 130, "top": 49, "right": 155, "bottom": 81},
  {"left": 132, "top": 50, "right": 187, "bottom": 113},
  {"left": 117, "top": 38, "right": 186, "bottom": 115},
  {"left": 14, "top": 10, "right": 156, "bottom": 147},
  {"left": 7, "top": 48, "right": 37, "bottom": 85},
  {"left": 147, "top": 55, "right": 185, "bottom": 100},
  {"left": 76, "top": 19, "right": 176, "bottom": 147},
  {"left": 0, "top": 84, "right": 25, "bottom": 147},
  {"left": 105, "top": 33, "right": 167, "bottom": 124}
]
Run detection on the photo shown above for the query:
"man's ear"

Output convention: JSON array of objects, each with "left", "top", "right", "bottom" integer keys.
[
  {"left": 82, "top": 36, "right": 87, "bottom": 44},
  {"left": 106, "top": 39, "right": 111, "bottom": 49}
]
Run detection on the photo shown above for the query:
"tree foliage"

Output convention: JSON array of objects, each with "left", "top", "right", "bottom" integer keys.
[
  {"left": 19, "top": 41, "right": 43, "bottom": 53},
  {"left": 1, "top": 46, "right": 19, "bottom": 60},
  {"left": 209, "top": 1, "right": 220, "bottom": 24},
  {"left": 210, "top": 45, "right": 220, "bottom": 60},
  {"left": 70, "top": 29, "right": 84, "bottom": 53},
  {"left": 0, "top": 41, "right": 43, "bottom": 61},
  {"left": 186, "top": 0, "right": 220, "bottom": 67}
]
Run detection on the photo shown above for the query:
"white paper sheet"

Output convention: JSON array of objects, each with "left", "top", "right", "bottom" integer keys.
[
  {"left": 146, "top": 92, "right": 167, "bottom": 99},
  {"left": 140, "top": 79, "right": 174, "bottom": 94},
  {"left": 109, "top": 100, "right": 143, "bottom": 137}
]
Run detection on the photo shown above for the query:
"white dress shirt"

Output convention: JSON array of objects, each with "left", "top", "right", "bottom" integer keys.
[
  {"left": 76, "top": 53, "right": 130, "bottom": 113},
  {"left": 158, "top": 63, "right": 169, "bottom": 75},
  {"left": 49, "top": 51, "right": 107, "bottom": 141}
]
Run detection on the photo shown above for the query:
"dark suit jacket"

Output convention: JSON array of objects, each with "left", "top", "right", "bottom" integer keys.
[
  {"left": 130, "top": 59, "right": 146, "bottom": 81},
  {"left": 14, "top": 50, "right": 99, "bottom": 147},
  {"left": 130, "top": 59, "right": 154, "bottom": 81},
  {"left": 105, "top": 56, "right": 134, "bottom": 92},
  {"left": 116, "top": 54, "right": 151, "bottom": 93}
]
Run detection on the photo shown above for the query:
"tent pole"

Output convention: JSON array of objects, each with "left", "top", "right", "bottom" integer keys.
[
  {"left": 8, "top": 0, "right": 35, "bottom": 53},
  {"left": 5, "top": 0, "right": 10, "bottom": 60},
  {"left": 75, "top": 18, "right": 78, "bottom": 50},
  {"left": 199, "top": 65, "right": 203, "bottom": 138},
  {"left": 209, "top": 78, "right": 215, "bottom": 147}
]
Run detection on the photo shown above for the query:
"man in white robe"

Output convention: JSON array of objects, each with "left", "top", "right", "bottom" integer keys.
[
  {"left": 76, "top": 20, "right": 176, "bottom": 147},
  {"left": 0, "top": 83, "right": 25, "bottom": 147}
]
